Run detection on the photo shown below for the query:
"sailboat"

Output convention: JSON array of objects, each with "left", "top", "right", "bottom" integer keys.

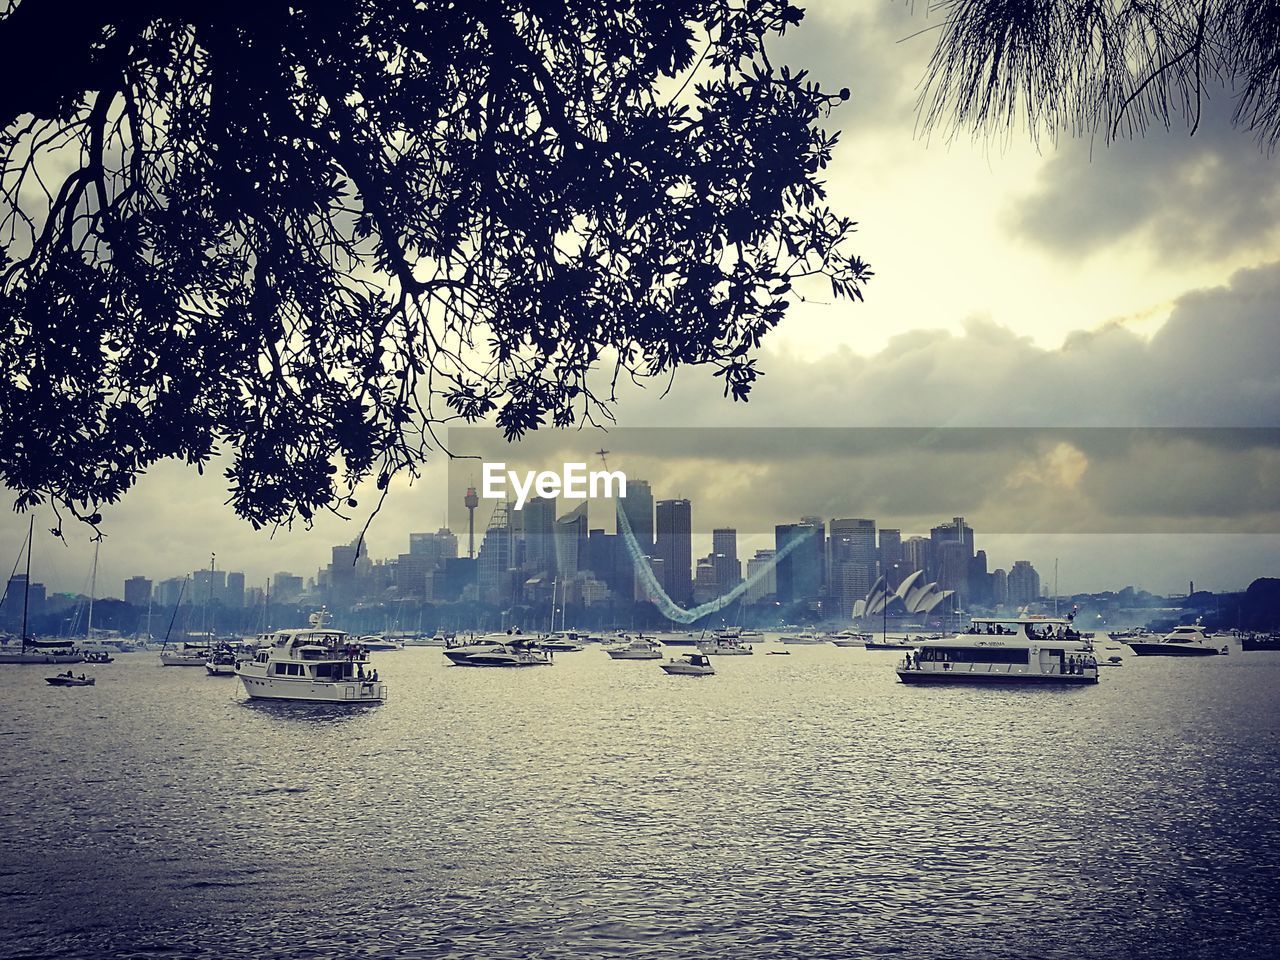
[
  {"left": 0, "top": 518, "right": 83, "bottom": 664},
  {"left": 159, "top": 576, "right": 206, "bottom": 666}
]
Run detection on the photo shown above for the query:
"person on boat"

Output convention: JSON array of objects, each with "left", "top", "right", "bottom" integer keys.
[{"left": 370, "top": 669, "right": 378, "bottom": 682}]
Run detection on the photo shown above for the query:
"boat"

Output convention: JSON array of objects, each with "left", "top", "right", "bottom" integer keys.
[
  {"left": 0, "top": 520, "right": 84, "bottom": 665},
  {"left": 160, "top": 641, "right": 211, "bottom": 666},
  {"left": 1241, "top": 633, "right": 1280, "bottom": 652},
  {"left": 537, "top": 632, "right": 586, "bottom": 653},
  {"left": 605, "top": 636, "right": 664, "bottom": 660},
  {"left": 780, "top": 629, "right": 828, "bottom": 645},
  {"left": 659, "top": 632, "right": 704, "bottom": 647},
  {"left": 660, "top": 653, "right": 715, "bottom": 676},
  {"left": 1125, "top": 624, "right": 1228, "bottom": 657},
  {"left": 1107, "top": 627, "right": 1150, "bottom": 640},
  {"left": 83, "top": 650, "right": 114, "bottom": 664},
  {"left": 236, "top": 628, "right": 387, "bottom": 702},
  {"left": 897, "top": 616, "right": 1099, "bottom": 685},
  {"left": 0, "top": 638, "right": 84, "bottom": 664},
  {"left": 205, "top": 643, "right": 239, "bottom": 676},
  {"left": 45, "top": 672, "right": 95, "bottom": 687},
  {"left": 767, "top": 650, "right": 791, "bottom": 656},
  {"left": 697, "top": 636, "right": 753, "bottom": 656},
  {"left": 831, "top": 631, "right": 872, "bottom": 647},
  {"left": 864, "top": 634, "right": 922, "bottom": 651},
  {"left": 443, "top": 633, "right": 551, "bottom": 667},
  {"left": 357, "top": 634, "right": 405, "bottom": 652}
]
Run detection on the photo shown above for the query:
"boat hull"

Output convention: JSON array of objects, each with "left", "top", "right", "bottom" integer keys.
[
  {"left": 237, "top": 673, "right": 387, "bottom": 702},
  {"left": 1126, "top": 642, "right": 1224, "bottom": 657},
  {"left": 0, "top": 651, "right": 84, "bottom": 664},
  {"left": 660, "top": 665, "right": 714, "bottom": 676},
  {"left": 205, "top": 663, "right": 237, "bottom": 676},
  {"left": 160, "top": 654, "right": 207, "bottom": 666},
  {"left": 897, "top": 668, "right": 1097, "bottom": 685},
  {"left": 606, "top": 649, "right": 663, "bottom": 660}
]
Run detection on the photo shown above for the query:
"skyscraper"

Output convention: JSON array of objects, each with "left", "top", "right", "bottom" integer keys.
[
  {"left": 711, "top": 528, "right": 741, "bottom": 592},
  {"left": 1007, "top": 560, "right": 1041, "bottom": 606},
  {"left": 878, "top": 528, "right": 904, "bottom": 587},
  {"left": 655, "top": 498, "right": 692, "bottom": 605},
  {"left": 477, "top": 500, "right": 513, "bottom": 605},
  {"left": 775, "top": 520, "right": 823, "bottom": 603},
  {"left": 744, "top": 549, "right": 777, "bottom": 603},
  {"left": 124, "top": 576, "right": 152, "bottom": 608},
  {"left": 224, "top": 571, "right": 245, "bottom": 609},
  {"left": 521, "top": 496, "right": 558, "bottom": 574},
  {"left": 619, "top": 479, "right": 655, "bottom": 553},
  {"left": 555, "top": 501, "right": 590, "bottom": 581},
  {"left": 829, "top": 518, "right": 877, "bottom": 605}
]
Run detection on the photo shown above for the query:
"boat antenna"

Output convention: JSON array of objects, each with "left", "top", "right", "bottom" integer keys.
[{"left": 20, "top": 515, "right": 33, "bottom": 654}]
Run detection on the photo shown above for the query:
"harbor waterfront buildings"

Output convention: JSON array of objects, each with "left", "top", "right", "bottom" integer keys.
[{"left": 36, "top": 469, "right": 1247, "bottom": 635}]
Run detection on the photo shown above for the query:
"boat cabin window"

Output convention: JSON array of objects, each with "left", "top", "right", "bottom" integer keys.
[{"left": 921, "top": 646, "right": 1030, "bottom": 665}]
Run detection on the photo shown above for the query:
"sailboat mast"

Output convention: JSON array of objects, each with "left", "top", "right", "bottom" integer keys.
[
  {"left": 86, "top": 540, "right": 99, "bottom": 643},
  {"left": 163, "top": 577, "right": 188, "bottom": 646},
  {"left": 20, "top": 515, "right": 33, "bottom": 653}
]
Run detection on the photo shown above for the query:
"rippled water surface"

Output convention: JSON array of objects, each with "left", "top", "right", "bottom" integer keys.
[{"left": 2, "top": 640, "right": 1279, "bottom": 959}]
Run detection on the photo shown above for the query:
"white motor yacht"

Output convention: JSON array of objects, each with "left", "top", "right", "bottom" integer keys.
[
  {"left": 538, "top": 631, "right": 586, "bottom": 653},
  {"left": 236, "top": 629, "right": 387, "bottom": 702},
  {"left": 831, "top": 631, "right": 872, "bottom": 647},
  {"left": 780, "top": 629, "right": 828, "bottom": 645},
  {"left": 660, "top": 653, "right": 715, "bottom": 676},
  {"left": 443, "top": 634, "right": 551, "bottom": 667},
  {"left": 605, "top": 636, "right": 664, "bottom": 660},
  {"left": 1125, "top": 625, "right": 1228, "bottom": 657},
  {"left": 897, "top": 617, "right": 1098, "bottom": 685},
  {"left": 697, "top": 636, "right": 753, "bottom": 656},
  {"left": 205, "top": 643, "right": 239, "bottom": 676}
]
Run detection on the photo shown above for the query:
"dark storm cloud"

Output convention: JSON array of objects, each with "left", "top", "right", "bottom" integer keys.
[
  {"left": 1010, "top": 98, "right": 1280, "bottom": 261},
  {"left": 447, "top": 261, "right": 1280, "bottom": 537}
]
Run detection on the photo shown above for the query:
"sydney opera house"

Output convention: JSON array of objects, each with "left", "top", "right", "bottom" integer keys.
[{"left": 852, "top": 569, "right": 954, "bottom": 621}]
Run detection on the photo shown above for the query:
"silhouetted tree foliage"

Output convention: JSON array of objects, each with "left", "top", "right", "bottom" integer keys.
[
  {"left": 919, "top": 1, "right": 1280, "bottom": 144},
  {"left": 0, "top": 0, "right": 869, "bottom": 530}
]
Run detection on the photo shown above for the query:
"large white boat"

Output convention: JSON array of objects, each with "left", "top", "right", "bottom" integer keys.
[
  {"left": 1125, "top": 625, "right": 1228, "bottom": 657},
  {"left": 160, "top": 641, "right": 210, "bottom": 666},
  {"left": 605, "top": 636, "right": 664, "bottom": 660},
  {"left": 897, "top": 617, "right": 1099, "bottom": 685},
  {"left": 831, "top": 630, "right": 872, "bottom": 647},
  {"left": 236, "top": 628, "right": 387, "bottom": 702}
]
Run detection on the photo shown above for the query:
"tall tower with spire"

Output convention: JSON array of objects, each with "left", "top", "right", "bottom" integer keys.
[{"left": 464, "top": 485, "right": 479, "bottom": 559}]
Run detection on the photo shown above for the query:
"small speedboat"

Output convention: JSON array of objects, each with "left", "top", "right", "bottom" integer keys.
[
  {"left": 83, "top": 651, "right": 114, "bottom": 664},
  {"left": 767, "top": 650, "right": 791, "bottom": 656},
  {"left": 46, "top": 673, "right": 95, "bottom": 687},
  {"left": 660, "top": 653, "right": 715, "bottom": 676}
]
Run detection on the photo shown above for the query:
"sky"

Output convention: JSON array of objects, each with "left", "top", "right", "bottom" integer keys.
[{"left": 2, "top": 1, "right": 1278, "bottom": 600}]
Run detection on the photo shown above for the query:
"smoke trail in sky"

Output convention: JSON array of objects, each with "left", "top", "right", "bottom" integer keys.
[{"left": 614, "top": 501, "right": 811, "bottom": 624}]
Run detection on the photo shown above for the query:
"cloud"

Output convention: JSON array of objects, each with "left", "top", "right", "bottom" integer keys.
[{"left": 1010, "top": 96, "right": 1280, "bottom": 263}]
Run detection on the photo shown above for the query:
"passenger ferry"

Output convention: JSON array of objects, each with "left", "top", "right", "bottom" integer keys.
[
  {"left": 236, "top": 628, "right": 387, "bottom": 702},
  {"left": 897, "top": 616, "right": 1098, "bottom": 685}
]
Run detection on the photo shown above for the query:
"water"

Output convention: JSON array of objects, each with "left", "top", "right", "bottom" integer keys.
[{"left": 2, "top": 641, "right": 1279, "bottom": 959}]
